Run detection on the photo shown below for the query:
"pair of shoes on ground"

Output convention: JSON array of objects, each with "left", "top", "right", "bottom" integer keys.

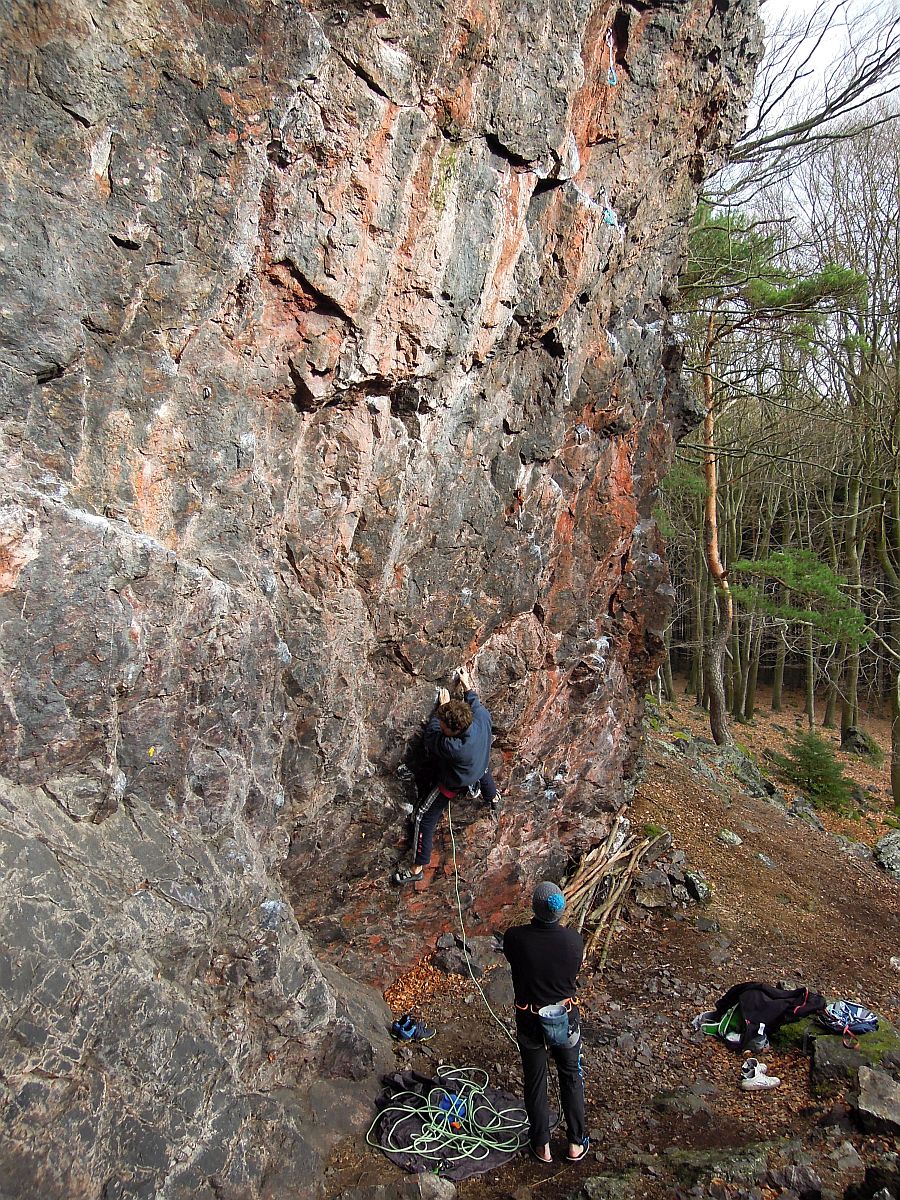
[
  {"left": 740, "top": 1058, "right": 781, "bottom": 1091},
  {"left": 528, "top": 1137, "right": 589, "bottom": 1164},
  {"left": 392, "top": 863, "right": 424, "bottom": 886},
  {"left": 390, "top": 1014, "right": 435, "bottom": 1042}
]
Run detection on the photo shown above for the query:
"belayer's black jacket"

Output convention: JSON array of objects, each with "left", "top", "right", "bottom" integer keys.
[
  {"left": 502, "top": 919, "right": 584, "bottom": 1008},
  {"left": 422, "top": 689, "right": 492, "bottom": 789}
]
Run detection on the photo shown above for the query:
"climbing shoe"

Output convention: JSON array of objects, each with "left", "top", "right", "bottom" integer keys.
[
  {"left": 390, "top": 1014, "right": 436, "bottom": 1042},
  {"left": 392, "top": 864, "right": 424, "bottom": 886},
  {"left": 740, "top": 1059, "right": 780, "bottom": 1091}
]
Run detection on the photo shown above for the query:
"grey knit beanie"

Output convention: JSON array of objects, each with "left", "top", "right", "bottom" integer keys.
[{"left": 532, "top": 881, "right": 566, "bottom": 923}]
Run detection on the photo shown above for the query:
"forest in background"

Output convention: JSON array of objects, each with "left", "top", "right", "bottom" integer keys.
[{"left": 659, "top": 0, "right": 900, "bottom": 804}]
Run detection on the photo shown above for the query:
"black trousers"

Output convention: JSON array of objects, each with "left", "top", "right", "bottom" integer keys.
[
  {"left": 411, "top": 772, "right": 498, "bottom": 867},
  {"left": 515, "top": 1009, "right": 586, "bottom": 1148}
]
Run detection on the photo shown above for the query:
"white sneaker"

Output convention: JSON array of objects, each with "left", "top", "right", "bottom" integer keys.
[{"left": 740, "top": 1059, "right": 781, "bottom": 1091}]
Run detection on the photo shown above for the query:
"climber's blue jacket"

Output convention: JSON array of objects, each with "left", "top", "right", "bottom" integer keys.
[{"left": 422, "top": 690, "right": 493, "bottom": 789}]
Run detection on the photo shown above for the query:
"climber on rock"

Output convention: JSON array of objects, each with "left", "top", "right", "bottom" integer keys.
[{"left": 392, "top": 666, "right": 499, "bottom": 887}]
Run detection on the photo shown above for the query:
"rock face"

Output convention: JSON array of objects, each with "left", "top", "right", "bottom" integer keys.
[
  {"left": 0, "top": 0, "right": 760, "bottom": 1196},
  {"left": 875, "top": 830, "right": 900, "bottom": 880}
]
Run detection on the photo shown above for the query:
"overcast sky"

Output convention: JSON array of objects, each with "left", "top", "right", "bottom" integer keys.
[{"left": 752, "top": 0, "right": 900, "bottom": 131}]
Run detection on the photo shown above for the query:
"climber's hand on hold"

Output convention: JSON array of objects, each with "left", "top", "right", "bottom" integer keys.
[{"left": 456, "top": 666, "right": 472, "bottom": 692}]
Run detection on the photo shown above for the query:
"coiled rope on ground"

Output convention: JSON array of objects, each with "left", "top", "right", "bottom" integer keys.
[{"left": 365, "top": 1064, "right": 529, "bottom": 1164}]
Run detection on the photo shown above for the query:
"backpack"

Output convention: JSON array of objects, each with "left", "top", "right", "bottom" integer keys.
[{"left": 816, "top": 1000, "right": 879, "bottom": 1044}]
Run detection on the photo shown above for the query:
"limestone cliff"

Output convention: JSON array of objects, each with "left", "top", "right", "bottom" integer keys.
[{"left": 0, "top": 0, "right": 760, "bottom": 1195}]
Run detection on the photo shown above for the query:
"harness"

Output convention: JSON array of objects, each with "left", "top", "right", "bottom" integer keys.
[
  {"left": 515, "top": 997, "right": 576, "bottom": 1016},
  {"left": 438, "top": 782, "right": 481, "bottom": 800}
]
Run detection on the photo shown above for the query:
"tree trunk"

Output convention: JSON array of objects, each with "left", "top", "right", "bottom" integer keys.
[
  {"left": 841, "top": 653, "right": 860, "bottom": 735},
  {"left": 687, "top": 645, "right": 699, "bottom": 698},
  {"left": 841, "top": 474, "right": 864, "bottom": 735},
  {"left": 662, "top": 629, "right": 676, "bottom": 702},
  {"left": 701, "top": 312, "right": 732, "bottom": 745},
  {"left": 702, "top": 583, "right": 715, "bottom": 711},
  {"left": 772, "top": 633, "right": 785, "bottom": 712},
  {"left": 730, "top": 614, "right": 744, "bottom": 720},
  {"left": 823, "top": 680, "right": 838, "bottom": 729},
  {"left": 696, "top": 540, "right": 710, "bottom": 700},
  {"left": 805, "top": 626, "right": 816, "bottom": 728},
  {"left": 892, "top": 667, "right": 900, "bottom": 808},
  {"left": 744, "top": 616, "right": 762, "bottom": 720},
  {"left": 705, "top": 590, "right": 732, "bottom": 745},
  {"left": 691, "top": 541, "right": 706, "bottom": 703}
]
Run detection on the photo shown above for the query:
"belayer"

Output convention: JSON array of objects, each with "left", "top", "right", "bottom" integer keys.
[
  {"left": 502, "top": 882, "right": 589, "bottom": 1164},
  {"left": 392, "top": 666, "right": 499, "bottom": 886}
]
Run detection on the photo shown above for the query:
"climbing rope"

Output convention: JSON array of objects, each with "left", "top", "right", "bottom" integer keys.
[
  {"left": 446, "top": 803, "right": 519, "bottom": 1047},
  {"left": 365, "top": 1064, "right": 529, "bottom": 1164},
  {"left": 445, "top": 803, "right": 566, "bottom": 1139}
]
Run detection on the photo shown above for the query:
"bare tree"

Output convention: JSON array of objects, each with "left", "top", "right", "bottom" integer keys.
[{"left": 717, "top": 0, "right": 900, "bottom": 202}]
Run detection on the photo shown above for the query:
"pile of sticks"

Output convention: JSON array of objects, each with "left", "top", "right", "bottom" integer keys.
[{"left": 561, "top": 807, "right": 667, "bottom": 967}]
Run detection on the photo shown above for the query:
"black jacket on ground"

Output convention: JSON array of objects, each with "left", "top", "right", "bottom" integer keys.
[
  {"left": 422, "top": 689, "right": 492, "bottom": 789},
  {"left": 502, "top": 919, "right": 583, "bottom": 1008},
  {"left": 714, "top": 981, "right": 825, "bottom": 1048}
]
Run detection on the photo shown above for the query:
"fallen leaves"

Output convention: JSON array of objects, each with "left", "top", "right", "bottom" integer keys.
[{"left": 383, "top": 954, "right": 473, "bottom": 1015}]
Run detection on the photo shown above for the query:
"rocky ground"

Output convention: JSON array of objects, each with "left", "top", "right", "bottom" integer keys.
[{"left": 321, "top": 686, "right": 900, "bottom": 1200}]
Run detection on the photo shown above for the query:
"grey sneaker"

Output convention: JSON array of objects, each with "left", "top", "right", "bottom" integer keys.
[{"left": 691, "top": 1009, "right": 717, "bottom": 1032}]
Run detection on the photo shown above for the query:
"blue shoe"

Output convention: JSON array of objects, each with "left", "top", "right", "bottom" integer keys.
[{"left": 390, "top": 1014, "right": 435, "bottom": 1042}]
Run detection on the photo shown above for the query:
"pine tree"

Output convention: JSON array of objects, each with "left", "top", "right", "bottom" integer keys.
[{"left": 773, "top": 728, "right": 855, "bottom": 813}]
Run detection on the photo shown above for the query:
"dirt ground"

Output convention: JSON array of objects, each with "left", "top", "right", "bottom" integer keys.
[{"left": 323, "top": 685, "right": 900, "bottom": 1199}]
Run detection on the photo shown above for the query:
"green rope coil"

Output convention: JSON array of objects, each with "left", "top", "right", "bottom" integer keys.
[{"left": 366, "top": 1064, "right": 529, "bottom": 1164}]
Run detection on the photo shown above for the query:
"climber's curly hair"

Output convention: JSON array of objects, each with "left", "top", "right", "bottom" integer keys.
[{"left": 437, "top": 699, "right": 473, "bottom": 735}]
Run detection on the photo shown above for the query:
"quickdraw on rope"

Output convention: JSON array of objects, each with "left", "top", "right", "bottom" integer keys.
[
  {"left": 606, "top": 30, "right": 617, "bottom": 86},
  {"left": 366, "top": 1064, "right": 529, "bottom": 1164}
]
